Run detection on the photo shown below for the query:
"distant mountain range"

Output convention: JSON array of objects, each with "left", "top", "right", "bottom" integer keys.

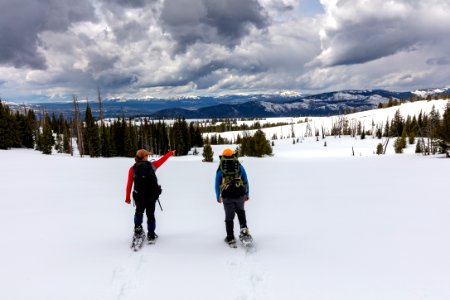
[{"left": 6, "top": 88, "right": 450, "bottom": 118}]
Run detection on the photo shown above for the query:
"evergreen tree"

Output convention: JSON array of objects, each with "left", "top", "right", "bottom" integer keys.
[
  {"left": 84, "top": 104, "right": 101, "bottom": 157},
  {"left": 63, "top": 120, "right": 72, "bottom": 155},
  {"left": 390, "top": 109, "right": 404, "bottom": 137},
  {"left": 0, "top": 101, "right": 12, "bottom": 149},
  {"left": 438, "top": 103, "right": 450, "bottom": 155},
  {"left": 21, "top": 110, "right": 37, "bottom": 148},
  {"left": 394, "top": 131, "right": 407, "bottom": 154},
  {"left": 240, "top": 129, "right": 272, "bottom": 157},
  {"left": 194, "top": 125, "right": 203, "bottom": 147},
  {"left": 415, "top": 139, "right": 423, "bottom": 154},
  {"left": 376, "top": 127, "right": 382, "bottom": 139},
  {"left": 169, "top": 118, "right": 190, "bottom": 155},
  {"left": 376, "top": 143, "right": 383, "bottom": 155},
  {"left": 100, "top": 124, "right": 112, "bottom": 157},
  {"left": 408, "top": 132, "right": 415, "bottom": 145},
  {"left": 383, "top": 119, "right": 390, "bottom": 137},
  {"left": 40, "top": 113, "right": 54, "bottom": 155},
  {"left": 202, "top": 143, "right": 214, "bottom": 162},
  {"left": 55, "top": 133, "right": 63, "bottom": 153},
  {"left": 123, "top": 120, "right": 136, "bottom": 157}
]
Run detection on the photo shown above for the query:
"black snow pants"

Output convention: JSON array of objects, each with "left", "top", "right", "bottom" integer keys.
[
  {"left": 222, "top": 195, "right": 247, "bottom": 239},
  {"left": 133, "top": 191, "right": 156, "bottom": 235}
]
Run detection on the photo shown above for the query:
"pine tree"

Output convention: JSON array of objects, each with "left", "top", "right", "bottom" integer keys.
[
  {"left": 376, "top": 127, "right": 382, "bottom": 139},
  {"left": 376, "top": 143, "right": 383, "bottom": 155},
  {"left": 240, "top": 129, "right": 272, "bottom": 157},
  {"left": 408, "top": 132, "right": 415, "bottom": 145},
  {"left": 84, "top": 104, "right": 101, "bottom": 157},
  {"left": 123, "top": 120, "right": 136, "bottom": 157},
  {"left": 55, "top": 134, "right": 63, "bottom": 153},
  {"left": 383, "top": 119, "right": 390, "bottom": 137},
  {"left": 21, "top": 110, "right": 36, "bottom": 148},
  {"left": 415, "top": 139, "right": 423, "bottom": 153},
  {"left": 40, "top": 113, "right": 54, "bottom": 155},
  {"left": 63, "top": 120, "right": 72, "bottom": 155},
  {"left": 202, "top": 143, "right": 214, "bottom": 162},
  {"left": 0, "top": 101, "right": 12, "bottom": 149},
  {"left": 438, "top": 102, "right": 450, "bottom": 155},
  {"left": 390, "top": 109, "right": 404, "bottom": 137},
  {"left": 394, "top": 131, "right": 407, "bottom": 154}
]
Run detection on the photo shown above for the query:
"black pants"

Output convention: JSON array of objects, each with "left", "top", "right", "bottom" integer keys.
[
  {"left": 223, "top": 196, "right": 247, "bottom": 239},
  {"left": 133, "top": 192, "right": 156, "bottom": 234}
]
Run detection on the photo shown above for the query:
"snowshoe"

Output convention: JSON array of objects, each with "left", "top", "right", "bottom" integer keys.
[
  {"left": 131, "top": 226, "right": 146, "bottom": 251},
  {"left": 239, "top": 228, "right": 253, "bottom": 248},
  {"left": 224, "top": 237, "right": 237, "bottom": 248}
]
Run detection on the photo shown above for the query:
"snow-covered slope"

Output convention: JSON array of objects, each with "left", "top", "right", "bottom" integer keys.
[
  {"left": 207, "top": 99, "right": 449, "bottom": 142},
  {"left": 1, "top": 131, "right": 450, "bottom": 299}
]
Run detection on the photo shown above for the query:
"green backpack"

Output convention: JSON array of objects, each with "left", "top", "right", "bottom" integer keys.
[{"left": 219, "top": 155, "right": 246, "bottom": 198}]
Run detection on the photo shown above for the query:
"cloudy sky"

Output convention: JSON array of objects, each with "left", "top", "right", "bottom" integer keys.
[{"left": 1, "top": 0, "right": 450, "bottom": 103}]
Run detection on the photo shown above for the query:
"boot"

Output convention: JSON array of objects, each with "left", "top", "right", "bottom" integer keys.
[
  {"left": 224, "top": 236, "right": 237, "bottom": 247},
  {"left": 134, "top": 225, "right": 144, "bottom": 236},
  {"left": 148, "top": 232, "right": 159, "bottom": 244}
]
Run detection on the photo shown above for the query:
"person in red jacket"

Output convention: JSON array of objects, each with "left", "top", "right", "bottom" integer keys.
[{"left": 126, "top": 149, "right": 175, "bottom": 242}]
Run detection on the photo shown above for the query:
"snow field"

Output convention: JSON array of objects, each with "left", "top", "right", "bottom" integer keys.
[{"left": 1, "top": 135, "right": 450, "bottom": 300}]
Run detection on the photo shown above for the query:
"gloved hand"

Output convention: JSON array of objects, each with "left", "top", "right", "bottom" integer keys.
[
  {"left": 245, "top": 195, "right": 250, "bottom": 201},
  {"left": 125, "top": 199, "right": 131, "bottom": 204},
  {"left": 217, "top": 197, "right": 222, "bottom": 203}
]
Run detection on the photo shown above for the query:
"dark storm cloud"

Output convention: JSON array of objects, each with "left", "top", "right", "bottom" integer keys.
[
  {"left": 160, "top": 0, "right": 269, "bottom": 50},
  {"left": 97, "top": 73, "right": 139, "bottom": 89},
  {"left": 322, "top": 21, "right": 418, "bottom": 66},
  {"left": 87, "top": 52, "right": 120, "bottom": 74},
  {"left": 41, "top": 67, "right": 139, "bottom": 94},
  {"left": 0, "top": 0, "right": 95, "bottom": 69}
]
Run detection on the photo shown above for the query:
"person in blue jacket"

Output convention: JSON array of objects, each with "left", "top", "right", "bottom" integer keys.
[{"left": 215, "top": 148, "right": 251, "bottom": 245}]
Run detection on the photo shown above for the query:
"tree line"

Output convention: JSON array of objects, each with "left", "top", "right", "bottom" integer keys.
[
  {"left": 2, "top": 97, "right": 448, "bottom": 157},
  {"left": 0, "top": 99, "right": 204, "bottom": 157}
]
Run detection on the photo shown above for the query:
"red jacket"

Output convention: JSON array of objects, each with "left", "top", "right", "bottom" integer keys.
[{"left": 125, "top": 151, "right": 175, "bottom": 203}]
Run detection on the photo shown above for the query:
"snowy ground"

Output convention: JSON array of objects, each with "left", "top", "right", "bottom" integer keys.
[{"left": 1, "top": 135, "right": 449, "bottom": 300}]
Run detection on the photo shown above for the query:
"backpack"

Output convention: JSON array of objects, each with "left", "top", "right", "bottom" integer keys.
[
  {"left": 133, "top": 161, "right": 161, "bottom": 201},
  {"left": 219, "top": 155, "right": 246, "bottom": 198}
]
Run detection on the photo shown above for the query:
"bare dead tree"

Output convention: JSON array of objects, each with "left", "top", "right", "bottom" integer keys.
[
  {"left": 97, "top": 87, "right": 104, "bottom": 127},
  {"left": 72, "top": 95, "right": 84, "bottom": 157},
  {"left": 382, "top": 137, "right": 390, "bottom": 154}
]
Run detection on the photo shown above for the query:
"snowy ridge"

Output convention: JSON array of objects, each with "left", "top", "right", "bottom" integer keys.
[
  {"left": 259, "top": 101, "right": 309, "bottom": 113},
  {"left": 412, "top": 88, "right": 450, "bottom": 97},
  {"left": 207, "top": 99, "right": 449, "bottom": 143}
]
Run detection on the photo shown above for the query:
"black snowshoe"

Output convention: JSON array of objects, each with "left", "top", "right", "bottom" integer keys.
[
  {"left": 224, "top": 237, "right": 237, "bottom": 248},
  {"left": 239, "top": 228, "right": 253, "bottom": 248},
  {"left": 131, "top": 226, "right": 146, "bottom": 251}
]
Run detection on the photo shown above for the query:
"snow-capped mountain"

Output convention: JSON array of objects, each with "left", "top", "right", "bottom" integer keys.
[
  {"left": 4, "top": 88, "right": 449, "bottom": 118},
  {"left": 411, "top": 87, "right": 450, "bottom": 98},
  {"left": 151, "top": 89, "right": 414, "bottom": 118}
]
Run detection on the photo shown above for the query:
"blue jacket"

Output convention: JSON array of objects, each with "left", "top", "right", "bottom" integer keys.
[{"left": 215, "top": 164, "right": 249, "bottom": 200}]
